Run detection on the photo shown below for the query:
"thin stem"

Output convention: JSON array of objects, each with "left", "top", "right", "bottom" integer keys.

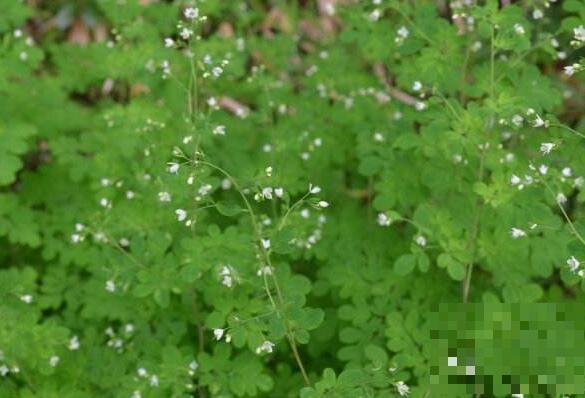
[
  {"left": 196, "top": 159, "right": 311, "bottom": 386},
  {"left": 549, "top": 123, "right": 585, "bottom": 140},
  {"left": 541, "top": 179, "right": 585, "bottom": 247}
]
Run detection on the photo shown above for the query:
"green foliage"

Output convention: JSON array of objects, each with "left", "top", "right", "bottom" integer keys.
[{"left": 0, "top": 0, "right": 584, "bottom": 397}]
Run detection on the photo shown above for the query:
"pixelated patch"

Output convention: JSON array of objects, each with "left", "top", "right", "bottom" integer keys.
[{"left": 428, "top": 303, "right": 585, "bottom": 396}]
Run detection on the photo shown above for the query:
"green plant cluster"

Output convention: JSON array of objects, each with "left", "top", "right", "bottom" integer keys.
[{"left": 0, "top": 0, "right": 584, "bottom": 397}]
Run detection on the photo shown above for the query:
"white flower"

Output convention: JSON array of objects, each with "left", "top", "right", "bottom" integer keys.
[
  {"left": 564, "top": 64, "right": 578, "bottom": 76},
  {"left": 540, "top": 142, "right": 555, "bottom": 155},
  {"left": 0, "top": 365, "right": 8, "bottom": 377},
  {"left": 412, "top": 81, "right": 422, "bottom": 91},
  {"left": 179, "top": 27, "right": 193, "bottom": 40},
  {"left": 397, "top": 26, "right": 409, "bottom": 38},
  {"left": 221, "top": 178, "right": 231, "bottom": 190},
  {"left": 300, "top": 209, "right": 310, "bottom": 218},
  {"left": 377, "top": 213, "right": 391, "bottom": 227},
  {"left": 574, "top": 177, "right": 584, "bottom": 188},
  {"left": 105, "top": 280, "right": 116, "bottom": 292},
  {"left": 213, "top": 125, "right": 226, "bottom": 136},
  {"left": 567, "top": 256, "right": 580, "bottom": 273},
  {"left": 71, "top": 233, "right": 82, "bottom": 243},
  {"left": 255, "top": 340, "right": 275, "bottom": 354},
  {"left": 211, "top": 66, "right": 223, "bottom": 78},
  {"left": 100, "top": 198, "right": 111, "bottom": 208},
  {"left": 368, "top": 9, "right": 381, "bottom": 22},
  {"left": 137, "top": 368, "right": 148, "bottom": 377},
  {"left": 448, "top": 356, "right": 458, "bottom": 367},
  {"left": 149, "top": 375, "right": 159, "bottom": 387},
  {"left": 198, "top": 184, "right": 212, "bottom": 197},
  {"left": 415, "top": 101, "right": 427, "bottom": 111},
  {"left": 132, "top": 391, "right": 142, "bottom": 398},
  {"left": 49, "top": 355, "right": 60, "bottom": 367},
  {"left": 175, "top": 209, "right": 187, "bottom": 222},
  {"left": 317, "top": 201, "right": 329, "bottom": 208},
  {"left": 257, "top": 266, "right": 273, "bottom": 276},
  {"left": 532, "top": 8, "right": 543, "bottom": 20},
  {"left": 513, "top": 23, "right": 525, "bottom": 35},
  {"left": 262, "top": 187, "right": 273, "bottom": 200},
  {"left": 533, "top": 114, "right": 547, "bottom": 128},
  {"left": 126, "top": 190, "right": 135, "bottom": 199},
  {"left": 261, "top": 239, "right": 271, "bottom": 250},
  {"left": 510, "top": 228, "right": 526, "bottom": 238},
  {"left": 373, "top": 132, "right": 384, "bottom": 142},
  {"left": 510, "top": 175, "right": 521, "bottom": 185},
  {"left": 556, "top": 193, "right": 567, "bottom": 204},
  {"left": 184, "top": 7, "right": 199, "bottom": 19},
  {"left": 538, "top": 165, "right": 548, "bottom": 175},
  {"left": 164, "top": 38, "right": 174, "bottom": 48},
  {"left": 309, "top": 184, "right": 321, "bottom": 194},
  {"left": 167, "top": 162, "right": 180, "bottom": 174},
  {"left": 274, "top": 187, "right": 284, "bottom": 198},
  {"left": 124, "top": 323, "right": 134, "bottom": 334},
  {"left": 69, "top": 335, "right": 80, "bottom": 351},
  {"left": 415, "top": 235, "right": 427, "bottom": 247},
  {"left": 562, "top": 167, "right": 572, "bottom": 177},
  {"left": 511, "top": 114, "right": 524, "bottom": 126},
  {"left": 395, "top": 381, "right": 410, "bottom": 396},
  {"left": 189, "top": 360, "right": 199, "bottom": 372},
  {"left": 20, "top": 294, "right": 33, "bottom": 303},
  {"left": 213, "top": 328, "right": 224, "bottom": 341},
  {"left": 158, "top": 191, "right": 172, "bottom": 202}
]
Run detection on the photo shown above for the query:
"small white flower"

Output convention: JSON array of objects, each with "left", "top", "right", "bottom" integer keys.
[
  {"left": 368, "top": 9, "right": 381, "bottom": 22},
  {"left": 132, "top": 391, "right": 142, "bottom": 398},
  {"left": 221, "top": 178, "right": 231, "bottom": 190},
  {"left": 395, "top": 381, "right": 410, "bottom": 396},
  {"left": 300, "top": 209, "right": 310, "bottom": 219},
  {"left": 574, "top": 177, "right": 584, "bottom": 188},
  {"left": 126, "top": 190, "right": 135, "bottom": 199},
  {"left": 149, "top": 375, "right": 159, "bottom": 387},
  {"left": 564, "top": 64, "right": 578, "bottom": 76},
  {"left": 262, "top": 187, "right": 273, "bottom": 200},
  {"left": 511, "top": 114, "right": 524, "bottom": 127},
  {"left": 100, "top": 198, "right": 111, "bottom": 208},
  {"left": 539, "top": 165, "right": 548, "bottom": 175},
  {"left": 448, "top": 356, "right": 458, "bottom": 367},
  {"left": 213, "top": 328, "right": 224, "bottom": 341},
  {"left": 168, "top": 162, "right": 180, "bottom": 174},
  {"left": 0, "top": 365, "right": 8, "bottom": 377},
  {"left": 49, "top": 355, "right": 60, "bottom": 367},
  {"left": 158, "top": 191, "right": 172, "bottom": 202},
  {"left": 274, "top": 187, "right": 284, "bottom": 198},
  {"left": 556, "top": 193, "right": 567, "bottom": 204},
  {"left": 513, "top": 23, "right": 525, "bottom": 35},
  {"left": 213, "top": 125, "right": 226, "bottom": 136},
  {"left": 373, "top": 132, "right": 384, "bottom": 142},
  {"left": 415, "top": 101, "right": 427, "bottom": 111},
  {"left": 71, "top": 233, "right": 82, "bottom": 243},
  {"left": 540, "top": 142, "right": 555, "bottom": 155},
  {"left": 175, "top": 209, "right": 187, "bottom": 222},
  {"left": 309, "top": 184, "right": 321, "bottom": 194},
  {"left": 189, "top": 360, "right": 199, "bottom": 372},
  {"left": 510, "top": 228, "right": 526, "bottom": 238},
  {"left": 179, "top": 27, "right": 193, "bottom": 40},
  {"left": 124, "top": 323, "right": 134, "bottom": 334},
  {"left": 317, "top": 201, "right": 329, "bottom": 208},
  {"left": 137, "top": 368, "right": 148, "bottom": 377},
  {"left": 255, "top": 340, "right": 275, "bottom": 354},
  {"left": 164, "top": 38, "right": 174, "bottom": 47},
  {"left": 533, "top": 114, "right": 547, "bottom": 128},
  {"left": 20, "top": 294, "right": 33, "bottom": 303},
  {"left": 532, "top": 8, "right": 543, "bottom": 20},
  {"left": 105, "top": 280, "right": 116, "bottom": 292},
  {"left": 257, "top": 266, "right": 273, "bottom": 276},
  {"left": 567, "top": 256, "right": 580, "bottom": 273},
  {"left": 415, "top": 235, "right": 427, "bottom": 247},
  {"left": 377, "top": 213, "right": 391, "bottom": 227},
  {"left": 562, "top": 167, "right": 572, "bottom": 177},
  {"left": 261, "top": 239, "right": 271, "bottom": 250},
  {"left": 510, "top": 175, "right": 521, "bottom": 185},
  {"left": 198, "top": 184, "right": 212, "bottom": 197},
  {"left": 69, "top": 335, "right": 80, "bottom": 351},
  {"left": 412, "top": 81, "right": 422, "bottom": 91},
  {"left": 184, "top": 7, "right": 199, "bottom": 20},
  {"left": 397, "top": 26, "right": 409, "bottom": 38}
]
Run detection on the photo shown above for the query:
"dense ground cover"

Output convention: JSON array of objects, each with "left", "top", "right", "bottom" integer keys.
[{"left": 1, "top": 0, "right": 584, "bottom": 397}]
